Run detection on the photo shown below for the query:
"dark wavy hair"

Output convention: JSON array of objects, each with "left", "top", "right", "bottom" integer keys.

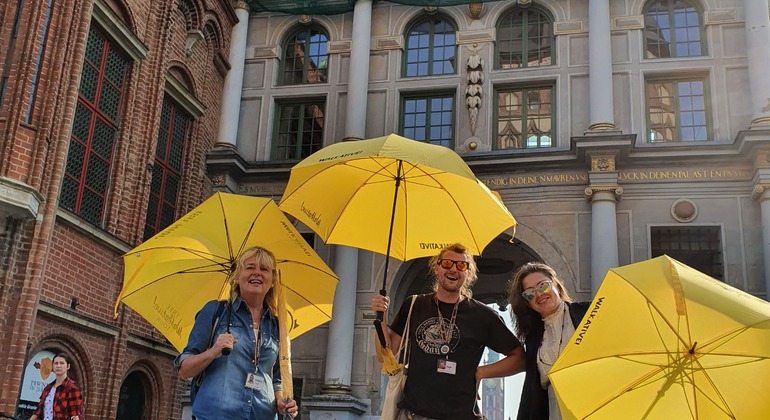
[
  {"left": 428, "top": 243, "right": 478, "bottom": 298},
  {"left": 507, "top": 262, "right": 572, "bottom": 340}
]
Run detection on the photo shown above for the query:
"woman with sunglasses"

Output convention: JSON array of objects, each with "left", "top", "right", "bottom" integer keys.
[{"left": 508, "top": 262, "right": 589, "bottom": 420}]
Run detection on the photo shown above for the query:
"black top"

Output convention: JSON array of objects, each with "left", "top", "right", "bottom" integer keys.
[
  {"left": 390, "top": 294, "right": 521, "bottom": 420},
  {"left": 517, "top": 301, "right": 590, "bottom": 420}
]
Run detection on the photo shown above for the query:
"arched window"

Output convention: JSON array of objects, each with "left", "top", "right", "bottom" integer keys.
[
  {"left": 496, "top": 6, "right": 554, "bottom": 69},
  {"left": 281, "top": 26, "right": 329, "bottom": 85},
  {"left": 403, "top": 16, "right": 456, "bottom": 77},
  {"left": 644, "top": 0, "right": 705, "bottom": 58}
]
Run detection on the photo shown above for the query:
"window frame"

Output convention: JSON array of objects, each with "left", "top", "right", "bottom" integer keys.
[
  {"left": 399, "top": 92, "right": 456, "bottom": 148},
  {"left": 649, "top": 224, "right": 725, "bottom": 281},
  {"left": 60, "top": 25, "right": 131, "bottom": 227},
  {"left": 279, "top": 25, "right": 330, "bottom": 86},
  {"left": 494, "top": 83, "right": 556, "bottom": 150},
  {"left": 645, "top": 75, "right": 711, "bottom": 143},
  {"left": 402, "top": 15, "right": 458, "bottom": 78},
  {"left": 495, "top": 6, "right": 555, "bottom": 70},
  {"left": 143, "top": 95, "right": 192, "bottom": 240},
  {"left": 643, "top": 0, "right": 707, "bottom": 59},
  {"left": 271, "top": 97, "right": 327, "bottom": 161}
]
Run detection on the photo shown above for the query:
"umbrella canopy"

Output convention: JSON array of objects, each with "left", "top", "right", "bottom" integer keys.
[
  {"left": 549, "top": 255, "right": 770, "bottom": 419},
  {"left": 115, "top": 192, "right": 339, "bottom": 352},
  {"left": 278, "top": 133, "right": 516, "bottom": 265}
]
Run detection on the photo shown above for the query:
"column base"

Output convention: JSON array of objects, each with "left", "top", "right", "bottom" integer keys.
[
  {"left": 304, "top": 393, "right": 369, "bottom": 419},
  {"left": 584, "top": 123, "right": 621, "bottom": 135},
  {"left": 213, "top": 141, "right": 238, "bottom": 150}
]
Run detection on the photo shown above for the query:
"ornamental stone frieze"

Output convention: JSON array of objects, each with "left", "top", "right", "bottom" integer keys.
[
  {"left": 590, "top": 154, "right": 616, "bottom": 172},
  {"left": 465, "top": 44, "right": 484, "bottom": 136}
]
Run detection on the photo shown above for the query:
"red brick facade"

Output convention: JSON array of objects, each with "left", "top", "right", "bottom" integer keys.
[{"left": 0, "top": 0, "right": 235, "bottom": 418}]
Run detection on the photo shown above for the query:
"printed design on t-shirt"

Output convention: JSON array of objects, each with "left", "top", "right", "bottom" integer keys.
[{"left": 415, "top": 316, "right": 459, "bottom": 355}]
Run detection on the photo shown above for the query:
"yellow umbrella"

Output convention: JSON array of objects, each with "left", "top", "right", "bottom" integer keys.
[
  {"left": 115, "top": 192, "right": 339, "bottom": 352},
  {"left": 549, "top": 255, "right": 770, "bottom": 419},
  {"left": 278, "top": 134, "right": 515, "bottom": 369},
  {"left": 278, "top": 133, "right": 515, "bottom": 263}
]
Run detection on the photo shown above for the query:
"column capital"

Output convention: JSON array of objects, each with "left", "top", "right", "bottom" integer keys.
[
  {"left": 585, "top": 185, "right": 623, "bottom": 201},
  {"left": 233, "top": 0, "right": 249, "bottom": 10}
]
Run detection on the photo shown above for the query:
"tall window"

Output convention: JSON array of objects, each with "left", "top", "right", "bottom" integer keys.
[
  {"left": 0, "top": 0, "right": 25, "bottom": 112},
  {"left": 401, "top": 94, "right": 454, "bottom": 148},
  {"left": 647, "top": 77, "right": 709, "bottom": 142},
  {"left": 496, "top": 7, "right": 553, "bottom": 69},
  {"left": 644, "top": 0, "right": 705, "bottom": 59},
  {"left": 281, "top": 26, "right": 329, "bottom": 85},
  {"left": 403, "top": 16, "right": 456, "bottom": 77},
  {"left": 25, "top": 0, "right": 54, "bottom": 122},
  {"left": 650, "top": 226, "right": 723, "bottom": 280},
  {"left": 273, "top": 99, "right": 325, "bottom": 160},
  {"left": 60, "top": 26, "right": 129, "bottom": 226},
  {"left": 143, "top": 96, "right": 190, "bottom": 240},
  {"left": 496, "top": 86, "right": 553, "bottom": 149}
]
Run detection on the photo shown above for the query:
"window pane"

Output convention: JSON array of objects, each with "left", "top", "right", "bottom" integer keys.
[
  {"left": 273, "top": 100, "right": 325, "bottom": 160},
  {"left": 401, "top": 94, "right": 453, "bottom": 147},
  {"left": 144, "top": 96, "right": 191, "bottom": 239},
  {"left": 497, "top": 8, "right": 552, "bottom": 69},
  {"left": 404, "top": 18, "right": 455, "bottom": 77},
  {"left": 497, "top": 87, "right": 553, "bottom": 150}
]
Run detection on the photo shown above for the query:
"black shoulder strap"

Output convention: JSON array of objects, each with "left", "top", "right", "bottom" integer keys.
[{"left": 194, "top": 300, "right": 227, "bottom": 387}]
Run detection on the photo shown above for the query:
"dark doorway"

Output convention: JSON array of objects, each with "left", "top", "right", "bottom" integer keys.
[{"left": 116, "top": 371, "right": 145, "bottom": 420}]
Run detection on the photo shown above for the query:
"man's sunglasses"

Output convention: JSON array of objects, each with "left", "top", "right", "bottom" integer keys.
[
  {"left": 437, "top": 259, "right": 469, "bottom": 272},
  {"left": 521, "top": 280, "right": 552, "bottom": 301}
]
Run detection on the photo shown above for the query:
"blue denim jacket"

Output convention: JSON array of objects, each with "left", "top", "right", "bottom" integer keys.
[{"left": 175, "top": 298, "right": 282, "bottom": 420}]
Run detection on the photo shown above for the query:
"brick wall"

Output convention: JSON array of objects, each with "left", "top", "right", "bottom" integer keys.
[{"left": 0, "top": 0, "right": 235, "bottom": 417}]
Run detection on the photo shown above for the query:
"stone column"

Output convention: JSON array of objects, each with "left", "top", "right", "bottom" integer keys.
[
  {"left": 305, "top": 1, "right": 372, "bottom": 418},
  {"left": 215, "top": 1, "right": 250, "bottom": 149},
  {"left": 587, "top": 0, "right": 616, "bottom": 131},
  {"left": 585, "top": 154, "right": 621, "bottom": 294},
  {"left": 745, "top": 0, "right": 770, "bottom": 126},
  {"left": 755, "top": 184, "right": 770, "bottom": 299}
]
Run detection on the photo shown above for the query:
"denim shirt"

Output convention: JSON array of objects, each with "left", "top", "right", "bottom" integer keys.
[{"left": 175, "top": 298, "right": 282, "bottom": 420}]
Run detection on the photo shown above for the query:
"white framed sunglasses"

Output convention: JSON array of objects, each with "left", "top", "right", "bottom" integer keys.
[{"left": 521, "top": 280, "right": 552, "bottom": 301}]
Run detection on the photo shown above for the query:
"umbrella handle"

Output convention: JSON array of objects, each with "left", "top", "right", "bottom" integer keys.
[{"left": 221, "top": 301, "right": 232, "bottom": 356}]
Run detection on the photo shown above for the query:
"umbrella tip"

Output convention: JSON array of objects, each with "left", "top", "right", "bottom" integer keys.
[{"left": 688, "top": 342, "right": 697, "bottom": 355}]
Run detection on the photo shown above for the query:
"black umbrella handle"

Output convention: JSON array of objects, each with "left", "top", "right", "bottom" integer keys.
[{"left": 221, "top": 301, "right": 232, "bottom": 356}]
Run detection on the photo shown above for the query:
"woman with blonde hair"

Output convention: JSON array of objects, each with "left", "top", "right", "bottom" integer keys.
[
  {"left": 175, "top": 246, "right": 298, "bottom": 419},
  {"left": 508, "top": 262, "right": 589, "bottom": 420}
]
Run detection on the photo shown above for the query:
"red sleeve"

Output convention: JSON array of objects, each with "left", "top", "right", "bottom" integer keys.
[{"left": 66, "top": 383, "right": 83, "bottom": 417}]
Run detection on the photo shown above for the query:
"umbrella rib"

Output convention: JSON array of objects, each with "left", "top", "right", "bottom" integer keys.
[{"left": 119, "top": 262, "right": 230, "bottom": 300}]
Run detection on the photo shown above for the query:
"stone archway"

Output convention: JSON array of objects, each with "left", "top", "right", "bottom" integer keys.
[{"left": 393, "top": 235, "right": 542, "bottom": 309}]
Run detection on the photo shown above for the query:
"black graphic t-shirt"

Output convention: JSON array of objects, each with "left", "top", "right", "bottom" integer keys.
[{"left": 390, "top": 294, "right": 521, "bottom": 419}]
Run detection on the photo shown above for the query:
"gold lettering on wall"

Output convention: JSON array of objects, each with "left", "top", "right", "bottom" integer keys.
[
  {"left": 480, "top": 168, "right": 751, "bottom": 188},
  {"left": 240, "top": 184, "right": 286, "bottom": 194}
]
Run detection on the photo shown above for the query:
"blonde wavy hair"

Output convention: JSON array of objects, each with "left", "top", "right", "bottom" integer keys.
[{"left": 228, "top": 246, "right": 279, "bottom": 315}]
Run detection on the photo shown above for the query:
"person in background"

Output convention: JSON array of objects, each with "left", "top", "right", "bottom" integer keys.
[
  {"left": 30, "top": 352, "right": 83, "bottom": 420},
  {"left": 372, "top": 243, "right": 525, "bottom": 419},
  {"left": 508, "top": 262, "right": 589, "bottom": 420},
  {"left": 175, "top": 246, "right": 298, "bottom": 419}
]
